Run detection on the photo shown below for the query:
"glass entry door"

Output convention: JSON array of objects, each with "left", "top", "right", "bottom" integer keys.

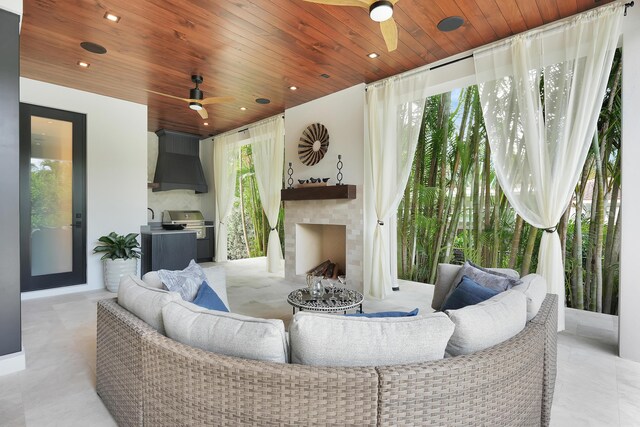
[{"left": 20, "top": 104, "right": 86, "bottom": 292}]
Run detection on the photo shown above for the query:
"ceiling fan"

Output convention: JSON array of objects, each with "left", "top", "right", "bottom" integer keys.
[
  {"left": 302, "top": 0, "right": 399, "bottom": 51},
  {"left": 146, "top": 75, "right": 235, "bottom": 120}
]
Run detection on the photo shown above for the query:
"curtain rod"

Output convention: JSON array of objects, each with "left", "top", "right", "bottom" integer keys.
[
  {"left": 366, "top": 0, "right": 630, "bottom": 91},
  {"left": 625, "top": 1, "right": 635, "bottom": 16},
  {"left": 211, "top": 114, "right": 284, "bottom": 140}
]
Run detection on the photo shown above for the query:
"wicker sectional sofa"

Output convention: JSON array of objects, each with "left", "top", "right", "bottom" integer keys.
[{"left": 96, "top": 293, "right": 557, "bottom": 426}]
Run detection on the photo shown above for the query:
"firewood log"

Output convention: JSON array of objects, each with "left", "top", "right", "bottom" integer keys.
[
  {"left": 331, "top": 266, "right": 339, "bottom": 279},
  {"left": 307, "top": 260, "right": 331, "bottom": 276},
  {"left": 325, "top": 263, "right": 335, "bottom": 278}
]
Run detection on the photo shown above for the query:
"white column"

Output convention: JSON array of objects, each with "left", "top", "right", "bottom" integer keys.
[{"left": 619, "top": 8, "right": 640, "bottom": 363}]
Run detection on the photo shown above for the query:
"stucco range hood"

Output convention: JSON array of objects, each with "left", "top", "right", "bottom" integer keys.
[{"left": 153, "top": 129, "right": 208, "bottom": 194}]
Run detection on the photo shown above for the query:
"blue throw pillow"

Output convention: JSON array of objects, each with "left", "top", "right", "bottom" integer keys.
[
  {"left": 441, "top": 275, "right": 500, "bottom": 311},
  {"left": 192, "top": 281, "right": 229, "bottom": 312},
  {"left": 345, "top": 308, "right": 419, "bottom": 318}
]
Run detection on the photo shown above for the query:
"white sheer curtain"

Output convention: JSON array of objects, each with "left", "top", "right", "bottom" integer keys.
[
  {"left": 365, "top": 72, "right": 430, "bottom": 298},
  {"left": 474, "top": 3, "right": 624, "bottom": 330},
  {"left": 213, "top": 133, "right": 239, "bottom": 262},
  {"left": 250, "top": 116, "right": 285, "bottom": 273}
]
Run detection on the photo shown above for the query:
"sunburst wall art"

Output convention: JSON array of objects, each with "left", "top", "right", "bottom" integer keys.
[{"left": 298, "top": 122, "right": 329, "bottom": 166}]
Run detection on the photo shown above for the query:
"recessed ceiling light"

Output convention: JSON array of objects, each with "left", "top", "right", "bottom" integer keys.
[
  {"left": 255, "top": 98, "right": 271, "bottom": 104},
  {"left": 368, "top": 52, "right": 379, "bottom": 59},
  {"left": 204, "top": 122, "right": 209, "bottom": 126},
  {"left": 80, "top": 41, "right": 107, "bottom": 54},
  {"left": 289, "top": 86, "right": 298, "bottom": 91},
  {"left": 103, "top": 12, "right": 121, "bottom": 23},
  {"left": 240, "top": 107, "right": 247, "bottom": 111},
  {"left": 77, "top": 61, "right": 90, "bottom": 68},
  {"left": 47, "top": 121, "right": 53, "bottom": 124},
  {"left": 437, "top": 16, "right": 464, "bottom": 32},
  {"left": 320, "top": 73, "right": 330, "bottom": 79},
  {"left": 369, "top": 0, "right": 393, "bottom": 22}
]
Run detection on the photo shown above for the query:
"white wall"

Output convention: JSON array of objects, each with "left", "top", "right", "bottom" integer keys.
[
  {"left": 20, "top": 78, "right": 148, "bottom": 294},
  {"left": 619, "top": 10, "right": 640, "bottom": 362},
  {"left": 285, "top": 84, "right": 365, "bottom": 186},
  {"left": 146, "top": 132, "right": 215, "bottom": 221},
  {"left": 0, "top": 0, "right": 21, "bottom": 20}
]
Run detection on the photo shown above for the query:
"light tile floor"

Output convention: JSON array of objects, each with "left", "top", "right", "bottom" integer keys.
[{"left": 0, "top": 257, "right": 638, "bottom": 426}]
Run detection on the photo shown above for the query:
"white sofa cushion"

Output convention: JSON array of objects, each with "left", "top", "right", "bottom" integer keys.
[
  {"left": 512, "top": 274, "right": 548, "bottom": 321},
  {"left": 142, "top": 265, "right": 229, "bottom": 309},
  {"left": 162, "top": 300, "right": 288, "bottom": 363},
  {"left": 201, "top": 265, "right": 229, "bottom": 309},
  {"left": 445, "top": 290, "right": 527, "bottom": 356},
  {"left": 117, "top": 274, "right": 181, "bottom": 334},
  {"left": 432, "top": 263, "right": 520, "bottom": 311},
  {"left": 289, "top": 312, "right": 455, "bottom": 367},
  {"left": 141, "top": 271, "right": 164, "bottom": 289}
]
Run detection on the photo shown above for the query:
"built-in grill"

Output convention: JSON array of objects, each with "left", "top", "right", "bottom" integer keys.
[{"left": 162, "top": 210, "right": 206, "bottom": 239}]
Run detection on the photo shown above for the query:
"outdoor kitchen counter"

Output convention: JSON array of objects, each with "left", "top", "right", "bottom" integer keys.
[
  {"left": 140, "top": 223, "right": 199, "bottom": 235},
  {"left": 139, "top": 228, "right": 198, "bottom": 235},
  {"left": 140, "top": 226, "right": 197, "bottom": 275}
]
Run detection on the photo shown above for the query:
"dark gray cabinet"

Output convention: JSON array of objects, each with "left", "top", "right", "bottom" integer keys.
[
  {"left": 141, "top": 232, "right": 197, "bottom": 275},
  {"left": 196, "top": 226, "right": 215, "bottom": 262}
]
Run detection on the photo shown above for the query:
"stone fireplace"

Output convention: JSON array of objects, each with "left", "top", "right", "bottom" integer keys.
[{"left": 284, "top": 189, "right": 364, "bottom": 292}]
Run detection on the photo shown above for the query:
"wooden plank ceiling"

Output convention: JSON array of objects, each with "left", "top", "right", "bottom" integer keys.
[{"left": 20, "top": 0, "right": 608, "bottom": 137}]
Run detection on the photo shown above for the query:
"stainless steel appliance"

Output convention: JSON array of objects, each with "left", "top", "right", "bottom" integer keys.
[{"left": 162, "top": 210, "right": 206, "bottom": 239}]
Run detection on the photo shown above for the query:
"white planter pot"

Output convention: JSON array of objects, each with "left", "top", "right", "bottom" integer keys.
[{"left": 103, "top": 258, "right": 138, "bottom": 293}]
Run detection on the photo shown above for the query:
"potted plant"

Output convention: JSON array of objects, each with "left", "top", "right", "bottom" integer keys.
[{"left": 93, "top": 232, "right": 141, "bottom": 292}]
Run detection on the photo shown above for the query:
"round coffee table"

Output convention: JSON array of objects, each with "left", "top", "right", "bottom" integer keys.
[{"left": 287, "top": 287, "right": 363, "bottom": 314}]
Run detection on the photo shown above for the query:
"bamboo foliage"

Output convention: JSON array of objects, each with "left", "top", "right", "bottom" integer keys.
[
  {"left": 397, "top": 49, "right": 622, "bottom": 314},
  {"left": 227, "top": 144, "right": 285, "bottom": 260}
]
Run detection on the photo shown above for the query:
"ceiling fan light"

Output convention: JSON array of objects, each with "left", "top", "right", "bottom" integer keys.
[
  {"left": 369, "top": 0, "right": 393, "bottom": 22},
  {"left": 189, "top": 102, "right": 203, "bottom": 111}
]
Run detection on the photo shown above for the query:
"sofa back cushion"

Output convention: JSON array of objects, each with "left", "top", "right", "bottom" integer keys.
[
  {"left": 117, "top": 274, "right": 181, "bottom": 334},
  {"left": 512, "top": 274, "right": 548, "bottom": 321},
  {"left": 445, "top": 290, "right": 527, "bottom": 356},
  {"left": 142, "top": 265, "right": 229, "bottom": 309},
  {"left": 432, "top": 262, "right": 520, "bottom": 311},
  {"left": 289, "top": 312, "right": 454, "bottom": 367},
  {"left": 162, "top": 300, "right": 288, "bottom": 363}
]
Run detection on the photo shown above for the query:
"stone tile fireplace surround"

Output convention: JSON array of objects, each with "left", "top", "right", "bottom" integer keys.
[{"left": 284, "top": 187, "right": 364, "bottom": 292}]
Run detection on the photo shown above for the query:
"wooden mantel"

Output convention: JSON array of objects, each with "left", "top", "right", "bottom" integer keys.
[{"left": 281, "top": 185, "right": 356, "bottom": 201}]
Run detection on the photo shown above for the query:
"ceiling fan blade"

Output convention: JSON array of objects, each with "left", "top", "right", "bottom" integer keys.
[
  {"left": 197, "top": 107, "right": 209, "bottom": 120},
  {"left": 303, "top": 0, "right": 369, "bottom": 8},
  {"left": 380, "top": 18, "right": 398, "bottom": 52},
  {"left": 200, "top": 96, "right": 236, "bottom": 105},
  {"left": 146, "top": 89, "right": 190, "bottom": 103}
]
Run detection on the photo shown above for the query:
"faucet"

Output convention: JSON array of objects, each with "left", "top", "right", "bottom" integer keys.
[{"left": 147, "top": 207, "right": 155, "bottom": 220}]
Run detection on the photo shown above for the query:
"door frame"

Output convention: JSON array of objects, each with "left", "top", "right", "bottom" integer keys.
[{"left": 19, "top": 103, "right": 87, "bottom": 291}]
